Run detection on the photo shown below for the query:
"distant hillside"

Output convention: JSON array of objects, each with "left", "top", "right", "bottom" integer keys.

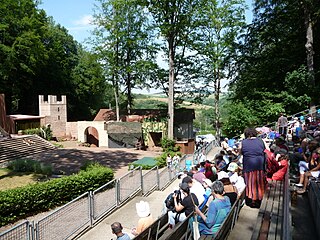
[{"left": 133, "top": 94, "right": 214, "bottom": 110}]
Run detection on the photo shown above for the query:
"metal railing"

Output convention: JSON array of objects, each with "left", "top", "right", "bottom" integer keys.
[
  {"left": 0, "top": 163, "right": 181, "bottom": 240},
  {"left": 0, "top": 221, "right": 32, "bottom": 240},
  {"left": 193, "top": 139, "right": 217, "bottom": 163}
]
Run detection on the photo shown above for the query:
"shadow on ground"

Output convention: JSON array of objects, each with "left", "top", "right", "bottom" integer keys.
[{"left": 28, "top": 146, "right": 161, "bottom": 176}]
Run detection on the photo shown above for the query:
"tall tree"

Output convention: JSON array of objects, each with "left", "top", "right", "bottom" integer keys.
[
  {"left": 231, "top": 0, "right": 308, "bottom": 120},
  {"left": 192, "top": 0, "right": 246, "bottom": 137},
  {"left": 147, "top": 0, "right": 200, "bottom": 139},
  {"left": 92, "top": 0, "right": 158, "bottom": 118}
]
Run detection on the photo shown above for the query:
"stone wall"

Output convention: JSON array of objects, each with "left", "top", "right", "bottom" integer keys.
[
  {"left": 39, "top": 95, "right": 67, "bottom": 138},
  {"left": 66, "top": 122, "right": 78, "bottom": 139}
]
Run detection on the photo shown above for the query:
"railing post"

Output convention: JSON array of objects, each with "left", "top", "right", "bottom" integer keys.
[
  {"left": 157, "top": 166, "right": 160, "bottom": 190},
  {"left": 89, "top": 191, "right": 94, "bottom": 227},
  {"left": 140, "top": 166, "right": 144, "bottom": 195},
  {"left": 116, "top": 179, "right": 120, "bottom": 206}
]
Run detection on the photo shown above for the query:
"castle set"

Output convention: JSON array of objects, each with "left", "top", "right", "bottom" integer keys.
[{"left": 0, "top": 94, "right": 195, "bottom": 154}]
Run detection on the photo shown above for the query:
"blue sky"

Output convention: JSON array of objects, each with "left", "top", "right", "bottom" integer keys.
[
  {"left": 39, "top": 0, "right": 253, "bottom": 46},
  {"left": 39, "top": 0, "right": 253, "bottom": 94}
]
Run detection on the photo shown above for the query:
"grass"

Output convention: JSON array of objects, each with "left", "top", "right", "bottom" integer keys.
[{"left": 0, "top": 168, "right": 41, "bottom": 191}]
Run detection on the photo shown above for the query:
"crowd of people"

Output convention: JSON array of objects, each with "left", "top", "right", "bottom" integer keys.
[{"left": 111, "top": 111, "right": 320, "bottom": 239}]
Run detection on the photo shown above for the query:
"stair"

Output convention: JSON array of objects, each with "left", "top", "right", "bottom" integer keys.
[{"left": 0, "top": 135, "right": 56, "bottom": 164}]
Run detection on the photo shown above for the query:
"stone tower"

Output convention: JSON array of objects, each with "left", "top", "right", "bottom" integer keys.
[{"left": 39, "top": 95, "right": 67, "bottom": 138}]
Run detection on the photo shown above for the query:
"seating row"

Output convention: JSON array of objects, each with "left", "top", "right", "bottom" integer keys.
[
  {"left": 134, "top": 190, "right": 245, "bottom": 240},
  {"left": 0, "top": 135, "right": 56, "bottom": 164}
]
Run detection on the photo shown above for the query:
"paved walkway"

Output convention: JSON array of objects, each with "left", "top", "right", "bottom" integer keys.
[
  {"left": 76, "top": 146, "right": 262, "bottom": 240},
  {"left": 76, "top": 147, "right": 222, "bottom": 240}
]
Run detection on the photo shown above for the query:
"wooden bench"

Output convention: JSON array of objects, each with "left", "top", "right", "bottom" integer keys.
[
  {"left": 308, "top": 180, "right": 320, "bottom": 238},
  {"left": 199, "top": 191, "right": 245, "bottom": 240},
  {"left": 251, "top": 169, "right": 291, "bottom": 240},
  {"left": 162, "top": 191, "right": 245, "bottom": 240}
]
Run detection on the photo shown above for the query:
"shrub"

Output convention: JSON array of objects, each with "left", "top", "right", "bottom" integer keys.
[
  {"left": 160, "top": 138, "right": 180, "bottom": 152},
  {"left": 7, "top": 159, "right": 52, "bottom": 176},
  {"left": 0, "top": 164, "right": 114, "bottom": 227}
]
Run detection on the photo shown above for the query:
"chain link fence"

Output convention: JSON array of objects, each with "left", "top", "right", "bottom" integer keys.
[
  {"left": 0, "top": 221, "right": 31, "bottom": 240},
  {"left": 0, "top": 162, "right": 182, "bottom": 240}
]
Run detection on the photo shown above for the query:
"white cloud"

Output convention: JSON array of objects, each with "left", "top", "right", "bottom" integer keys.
[{"left": 73, "top": 15, "right": 93, "bottom": 27}]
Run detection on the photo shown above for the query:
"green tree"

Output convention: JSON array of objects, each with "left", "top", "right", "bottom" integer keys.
[
  {"left": 92, "top": 0, "right": 158, "bottom": 118},
  {"left": 147, "top": 0, "right": 201, "bottom": 138},
  {"left": 192, "top": 0, "right": 246, "bottom": 137},
  {"left": 231, "top": 0, "right": 316, "bottom": 123},
  {"left": 70, "top": 46, "right": 113, "bottom": 120}
]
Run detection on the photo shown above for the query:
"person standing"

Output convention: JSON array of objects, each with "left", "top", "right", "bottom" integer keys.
[
  {"left": 166, "top": 154, "right": 172, "bottom": 169},
  {"left": 277, "top": 113, "right": 288, "bottom": 136},
  {"left": 111, "top": 222, "right": 131, "bottom": 240},
  {"left": 240, "top": 128, "right": 266, "bottom": 208}
]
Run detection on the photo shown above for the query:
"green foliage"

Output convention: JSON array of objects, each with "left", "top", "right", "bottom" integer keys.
[
  {"left": 160, "top": 138, "right": 180, "bottom": 152},
  {"left": 154, "top": 152, "right": 175, "bottom": 168},
  {"left": 7, "top": 159, "right": 53, "bottom": 176},
  {"left": 222, "top": 101, "right": 259, "bottom": 137},
  {"left": 155, "top": 138, "right": 181, "bottom": 167},
  {"left": 22, "top": 125, "right": 53, "bottom": 141},
  {"left": 0, "top": 164, "right": 113, "bottom": 226}
]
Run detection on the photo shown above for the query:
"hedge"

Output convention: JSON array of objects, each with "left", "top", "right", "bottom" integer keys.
[{"left": 0, "top": 164, "right": 114, "bottom": 227}]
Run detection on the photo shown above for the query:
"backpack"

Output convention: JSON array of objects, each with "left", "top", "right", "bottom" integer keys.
[{"left": 165, "top": 191, "right": 182, "bottom": 212}]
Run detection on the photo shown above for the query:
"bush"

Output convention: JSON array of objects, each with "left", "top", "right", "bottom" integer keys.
[
  {"left": 0, "top": 164, "right": 114, "bottom": 227},
  {"left": 22, "top": 126, "right": 53, "bottom": 141},
  {"left": 155, "top": 138, "right": 181, "bottom": 168},
  {"left": 160, "top": 138, "right": 180, "bottom": 152},
  {"left": 7, "top": 159, "right": 53, "bottom": 176}
]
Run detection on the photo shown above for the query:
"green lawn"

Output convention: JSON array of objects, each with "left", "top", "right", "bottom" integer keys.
[{"left": 0, "top": 168, "right": 41, "bottom": 191}]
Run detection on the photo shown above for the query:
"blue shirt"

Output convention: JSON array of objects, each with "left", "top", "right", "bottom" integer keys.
[
  {"left": 198, "top": 196, "right": 231, "bottom": 235},
  {"left": 117, "top": 233, "right": 131, "bottom": 240}
]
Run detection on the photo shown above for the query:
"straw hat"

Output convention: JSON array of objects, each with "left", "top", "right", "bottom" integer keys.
[{"left": 136, "top": 201, "right": 150, "bottom": 218}]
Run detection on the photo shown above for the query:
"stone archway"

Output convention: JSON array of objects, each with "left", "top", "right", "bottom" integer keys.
[
  {"left": 77, "top": 121, "right": 108, "bottom": 147},
  {"left": 84, "top": 126, "right": 99, "bottom": 147}
]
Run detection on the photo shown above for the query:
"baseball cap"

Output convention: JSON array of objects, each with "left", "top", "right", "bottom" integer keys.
[{"left": 227, "top": 162, "right": 238, "bottom": 172}]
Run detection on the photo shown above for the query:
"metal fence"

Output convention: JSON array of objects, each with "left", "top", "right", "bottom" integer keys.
[
  {"left": 0, "top": 221, "right": 32, "bottom": 240},
  {"left": 0, "top": 164, "right": 180, "bottom": 240}
]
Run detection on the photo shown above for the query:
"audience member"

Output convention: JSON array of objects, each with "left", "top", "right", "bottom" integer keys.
[
  {"left": 227, "top": 162, "right": 246, "bottom": 196},
  {"left": 296, "top": 147, "right": 320, "bottom": 192},
  {"left": 182, "top": 176, "right": 205, "bottom": 205},
  {"left": 111, "top": 222, "right": 131, "bottom": 240},
  {"left": 167, "top": 182, "right": 199, "bottom": 228},
  {"left": 131, "top": 201, "right": 153, "bottom": 236},
  {"left": 240, "top": 128, "right": 266, "bottom": 208},
  {"left": 277, "top": 113, "right": 288, "bottom": 136},
  {"left": 195, "top": 180, "right": 231, "bottom": 237}
]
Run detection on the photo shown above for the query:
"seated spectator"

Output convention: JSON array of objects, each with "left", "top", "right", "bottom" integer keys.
[
  {"left": 227, "top": 162, "right": 246, "bottom": 196},
  {"left": 264, "top": 145, "right": 280, "bottom": 179},
  {"left": 221, "top": 138, "right": 229, "bottom": 151},
  {"left": 168, "top": 182, "right": 199, "bottom": 228},
  {"left": 296, "top": 147, "right": 320, "bottom": 188},
  {"left": 297, "top": 149, "right": 320, "bottom": 194},
  {"left": 111, "top": 222, "right": 131, "bottom": 240},
  {"left": 272, "top": 154, "right": 289, "bottom": 181},
  {"left": 204, "top": 161, "right": 215, "bottom": 181},
  {"left": 191, "top": 165, "right": 207, "bottom": 184},
  {"left": 182, "top": 176, "right": 205, "bottom": 205},
  {"left": 202, "top": 178, "right": 213, "bottom": 197},
  {"left": 131, "top": 201, "right": 153, "bottom": 236},
  {"left": 218, "top": 172, "right": 238, "bottom": 205},
  {"left": 195, "top": 181, "right": 231, "bottom": 237}
]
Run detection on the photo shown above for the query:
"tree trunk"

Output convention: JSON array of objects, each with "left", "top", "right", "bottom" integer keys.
[
  {"left": 214, "top": 67, "right": 221, "bottom": 139},
  {"left": 168, "top": 39, "right": 175, "bottom": 139},
  {"left": 304, "top": 1, "right": 315, "bottom": 106}
]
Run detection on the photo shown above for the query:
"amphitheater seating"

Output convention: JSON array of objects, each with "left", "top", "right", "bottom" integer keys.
[{"left": 0, "top": 135, "right": 56, "bottom": 164}]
